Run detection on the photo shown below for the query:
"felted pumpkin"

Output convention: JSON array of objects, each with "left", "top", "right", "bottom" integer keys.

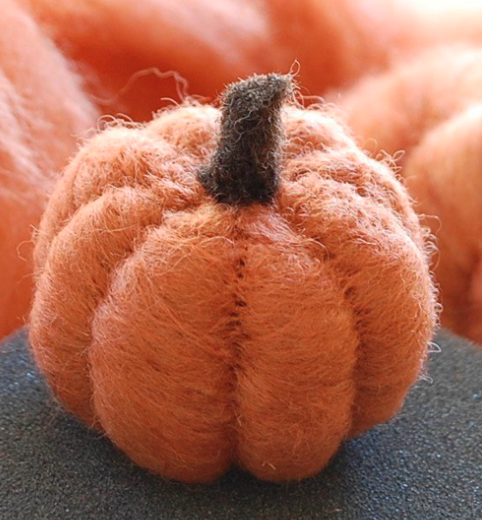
[
  {"left": 30, "top": 74, "right": 436, "bottom": 483},
  {"left": 20, "top": 0, "right": 422, "bottom": 121},
  {"left": 0, "top": 0, "right": 97, "bottom": 339},
  {"left": 337, "top": 45, "right": 482, "bottom": 343}
]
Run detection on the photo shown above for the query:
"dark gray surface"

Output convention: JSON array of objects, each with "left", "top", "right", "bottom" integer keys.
[{"left": 1, "top": 329, "right": 481, "bottom": 520}]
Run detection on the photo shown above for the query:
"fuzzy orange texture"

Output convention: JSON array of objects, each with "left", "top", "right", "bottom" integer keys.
[
  {"left": 337, "top": 45, "right": 482, "bottom": 343},
  {"left": 20, "top": 0, "right": 418, "bottom": 121},
  {"left": 20, "top": 0, "right": 482, "bottom": 122},
  {"left": 30, "top": 100, "right": 436, "bottom": 483},
  {"left": 0, "top": 0, "right": 98, "bottom": 339}
]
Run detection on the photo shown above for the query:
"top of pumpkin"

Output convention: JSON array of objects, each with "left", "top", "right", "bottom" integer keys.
[{"left": 199, "top": 73, "right": 292, "bottom": 205}]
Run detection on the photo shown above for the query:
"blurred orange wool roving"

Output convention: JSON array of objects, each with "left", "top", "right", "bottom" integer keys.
[
  {"left": 20, "top": 0, "right": 482, "bottom": 121},
  {"left": 20, "top": 0, "right": 422, "bottom": 121},
  {"left": 337, "top": 46, "right": 482, "bottom": 343},
  {"left": 0, "top": 0, "right": 97, "bottom": 338},
  {"left": 30, "top": 75, "right": 436, "bottom": 483}
]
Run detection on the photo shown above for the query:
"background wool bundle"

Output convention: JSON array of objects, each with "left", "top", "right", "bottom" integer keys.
[
  {"left": 0, "top": 0, "right": 98, "bottom": 338},
  {"left": 20, "top": 0, "right": 482, "bottom": 121},
  {"left": 19, "top": 0, "right": 421, "bottom": 120},
  {"left": 336, "top": 46, "right": 482, "bottom": 343}
]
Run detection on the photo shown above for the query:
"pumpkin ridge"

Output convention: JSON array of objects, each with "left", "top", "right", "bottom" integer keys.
[
  {"left": 31, "top": 188, "right": 172, "bottom": 424},
  {"left": 282, "top": 179, "right": 434, "bottom": 435},
  {"left": 87, "top": 208, "right": 237, "bottom": 482},
  {"left": 88, "top": 205, "right": 209, "bottom": 426},
  {"left": 223, "top": 206, "right": 359, "bottom": 480},
  {"left": 37, "top": 128, "right": 203, "bottom": 266},
  {"left": 282, "top": 151, "right": 421, "bottom": 242},
  {"left": 285, "top": 227, "right": 385, "bottom": 439},
  {"left": 38, "top": 168, "right": 200, "bottom": 275},
  {"left": 277, "top": 207, "right": 362, "bottom": 437}
]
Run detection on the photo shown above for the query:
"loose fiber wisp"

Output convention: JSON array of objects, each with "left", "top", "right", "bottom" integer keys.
[
  {"left": 30, "top": 74, "right": 437, "bottom": 483},
  {"left": 338, "top": 45, "right": 482, "bottom": 343}
]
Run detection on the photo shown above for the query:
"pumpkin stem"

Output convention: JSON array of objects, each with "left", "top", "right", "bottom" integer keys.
[{"left": 200, "top": 73, "right": 292, "bottom": 205}]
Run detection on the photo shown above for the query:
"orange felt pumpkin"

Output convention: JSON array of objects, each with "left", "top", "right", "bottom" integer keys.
[
  {"left": 30, "top": 75, "right": 436, "bottom": 483},
  {"left": 0, "top": 0, "right": 97, "bottom": 339},
  {"left": 336, "top": 46, "right": 482, "bottom": 343}
]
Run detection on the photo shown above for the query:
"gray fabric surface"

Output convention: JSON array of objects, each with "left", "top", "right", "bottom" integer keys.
[{"left": 1, "top": 329, "right": 481, "bottom": 520}]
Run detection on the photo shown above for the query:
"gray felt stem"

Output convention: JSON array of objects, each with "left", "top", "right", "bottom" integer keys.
[{"left": 200, "top": 73, "right": 292, "bottom": 205}]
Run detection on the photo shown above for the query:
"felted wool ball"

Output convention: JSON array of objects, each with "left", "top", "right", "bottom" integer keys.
[
  {"left": 336, "top": 46, "right": 482, "bottom": 342},
  {"left": 20, "top": 0, "right": 420, "bottom": 121},
  {"left": 30, "top": 74, "right": 436, "bottom": 483},
  {"left": 0, "top": 0, "right": 97, "bottom": 339}
]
